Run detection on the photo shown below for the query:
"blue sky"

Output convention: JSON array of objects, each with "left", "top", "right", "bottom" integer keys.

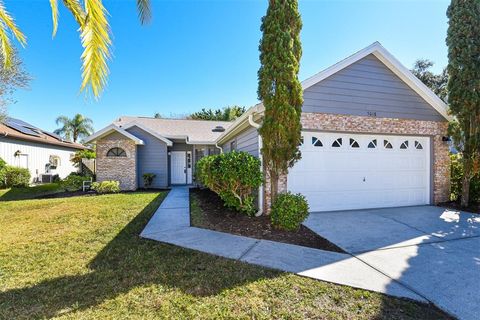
[{"left": 6, "top": 0, "right": 450, "bottom": 132}]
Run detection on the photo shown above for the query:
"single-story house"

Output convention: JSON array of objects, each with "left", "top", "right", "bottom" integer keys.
[
  {"left": 85, "top": 42, "right": 451, "bottom": 213},
  {"left": 0, "top": 117, "right": 86, "bottom": 182}
]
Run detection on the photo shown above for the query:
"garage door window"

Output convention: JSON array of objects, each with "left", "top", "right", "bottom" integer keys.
[
  {"left": 415, "top": 141, "right": 423, "bottom": 150},
  {"left": 332, "top": 138, "right": 342, "bottom": 148},
  {"left": 349, "top": 138, "right": 360, "bottom": 148},
  {"left": 312, "top": 137, "right": 323, "bottom": 147},
  {"left": 367, "top": 139, "right": 377, "bottom": 149},
  {"left": 383, "top": 140, "right": 393, "bottom": 149},
  {"left": 400, "top": 141, "right": 409, "bottom": 149}
]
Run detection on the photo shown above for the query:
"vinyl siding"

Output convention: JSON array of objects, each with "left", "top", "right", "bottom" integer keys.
[
  {"left": 303, "top": 54, "right": 445, "bottom": 121},
  {"left": 0, "top": 137, "right": 78, "bottom": 182},
  {"left": 126, "top": 127, "right": 168, "bottom": 188},
  {"left": 222, "top": 126, "right": 259, "bottom": 157}
]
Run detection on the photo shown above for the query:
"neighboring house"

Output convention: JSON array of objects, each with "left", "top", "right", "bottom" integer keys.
[
  {"left": 86, "top": 42, "right": 451, "bottom": 213},
  {"left": 0, "top": 117, "right": 86, "bottom": 182}
]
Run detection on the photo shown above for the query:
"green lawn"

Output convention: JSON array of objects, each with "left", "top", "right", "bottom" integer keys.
[
  {"left": 0, "top": 183, "right": 64, "bottom": 201},
  {"left": 0, "top": 191, "right": 451, "bottom": 319}
]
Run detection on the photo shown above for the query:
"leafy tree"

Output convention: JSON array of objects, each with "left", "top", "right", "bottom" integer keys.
[
  {"left": 71, "top": 148, "right": 96, "bottom": 167},
  {"left": 153, "top": 113, "right": 162, "bottom": 119},
  {"left": 258, "top": 0, "right": 303, "bottom": 207},
  {"left": 446, "top": 0, "right": 480, "bottom": 207},
  {"left": 189, "top": 106, "right": 246, "bottom": 121},
  {"left": 54, "top": 114, "right": 94, "bottom": 143},
  {"left": 411, "top": 59, "right": 448, "bottom": 102},
  {"left": 0, "top": 50, "right": 30, "bottom": 123},
  {"left": 0, "top": 0, "right": 151, "bottom": 98}
]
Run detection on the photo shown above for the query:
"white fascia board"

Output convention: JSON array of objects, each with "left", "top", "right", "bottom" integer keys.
[
  {"left": 84, "top": 124, "right": 144, "bottom": 145},
  {"left": 216, "top": 103, "right": 264, "bottom": 144},
  {"left": 301, "top": 42, "right": 451, "bottom": 121},
  {"left": 121, "top": 122, "right": 173, "bottom": 146}
]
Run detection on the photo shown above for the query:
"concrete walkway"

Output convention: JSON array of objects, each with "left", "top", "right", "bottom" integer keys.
[{"left": 140, "top": 187, "right": 426, "bottom": 302}]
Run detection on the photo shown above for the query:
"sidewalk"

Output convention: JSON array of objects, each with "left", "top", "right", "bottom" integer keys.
[{"left": 140, "top": 187, "right": 425, "bottom": 302}]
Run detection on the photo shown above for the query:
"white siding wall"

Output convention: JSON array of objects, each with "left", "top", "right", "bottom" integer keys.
[{"left": 0, "top": 138, "right": 79, "bottom": 182}]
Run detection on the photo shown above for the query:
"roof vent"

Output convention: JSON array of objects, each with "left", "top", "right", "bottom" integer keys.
[{"left": 212, "top": 125, "right": 225, "bottom": 132}]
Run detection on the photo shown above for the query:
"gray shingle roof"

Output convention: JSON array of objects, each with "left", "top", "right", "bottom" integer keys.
[{"left": 114, "top": 116, "right": 232, "bottom": 143}]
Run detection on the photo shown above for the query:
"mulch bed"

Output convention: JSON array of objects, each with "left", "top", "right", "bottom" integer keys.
[
  {"left": 439, "top": 201, "right": 479, "bottom": 214},
  {"left": 190, "top": 188, "right": 345, "bottom": 253}
]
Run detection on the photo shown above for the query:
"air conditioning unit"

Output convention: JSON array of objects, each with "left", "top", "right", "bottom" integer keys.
[{"left": 40, "top": 174, "right": 53, "bottom": 183}]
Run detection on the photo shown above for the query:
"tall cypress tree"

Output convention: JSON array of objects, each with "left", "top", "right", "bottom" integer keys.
[
  {"left": 258, "top": 0, "right": 303, "bottom": 207},
  {"left": 446, "top": 0, "right": 480, "bottom": 207}
]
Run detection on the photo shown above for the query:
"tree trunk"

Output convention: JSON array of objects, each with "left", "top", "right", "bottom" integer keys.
[
  {"left": 461, "top": 174, "right": 470, "bottom": 208},
  {"left": 269, "top": 169, "right": 278, "bottom": 212}
]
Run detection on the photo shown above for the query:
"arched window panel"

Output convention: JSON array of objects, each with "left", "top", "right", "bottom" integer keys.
[
  {"left": 368, "top": 139, "right": 377, "bottom": 149},
  {"left": 332, "top": 138, "right": 342, "bottom": 148},
  {"left": 311, "top": 136, "right": 323, "bottom": 147},
  {"left": 107, "top": 147, "right": 127, "bottom": 157},
  {"left": 400, "top": 141, "right": 409, "bottom": 149},
  {"left": 415, "top": 141, "right": 423, "bottom": 150},
  {"left": 384, "top": 140, "right": 393, "bottom": 149},
  {"left": 349, "top": 138, "right": 360, "bottom": 148}
]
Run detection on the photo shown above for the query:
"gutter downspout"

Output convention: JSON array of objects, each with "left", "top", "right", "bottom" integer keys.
[
  {"left": 215, "top": 143, "right": 223, "bottom": 154},
  {"left": 248, "top": 114, "right": 263, "bottom": 217}
]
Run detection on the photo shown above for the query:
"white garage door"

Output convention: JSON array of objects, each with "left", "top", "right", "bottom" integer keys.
[{"left": 288, "top": 132, "right": 430, "bottom": 212}]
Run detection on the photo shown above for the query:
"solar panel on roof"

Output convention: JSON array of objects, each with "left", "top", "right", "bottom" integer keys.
[
  {"left": 7, "top": 118, "right": 39, "bottom": 130},
  {"left": 6, "top": 121, "right": 41, "bottom": 137}
]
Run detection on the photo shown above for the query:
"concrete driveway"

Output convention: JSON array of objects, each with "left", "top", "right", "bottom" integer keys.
[{"left": 304, "top": 206, "right": 480, "bottom": 320}]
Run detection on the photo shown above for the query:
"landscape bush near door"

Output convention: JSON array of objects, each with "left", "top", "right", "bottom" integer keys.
[
  {"left": 196, "top": 151, "right": 263, "bottom": 215},
  {"left": 450, "top": 154, "right": 479, "bottom": 204},
  {"left": 270, "top": 192, "right": 309, "bottom": 231},
  {"left": 1, "top": 166, "right": 31, "bottom": 188}
]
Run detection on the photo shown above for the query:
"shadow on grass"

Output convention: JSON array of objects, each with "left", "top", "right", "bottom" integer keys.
[{"left": 0, "top": 193, "right": 280, "bottom": 319}]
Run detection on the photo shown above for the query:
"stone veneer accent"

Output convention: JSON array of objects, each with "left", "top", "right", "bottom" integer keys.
[
  {"left": 96, "top": 131, "right": 137, "bottom": 191},
  {"left": 263, "top": 113, "right": 451, "bottom": 212}
]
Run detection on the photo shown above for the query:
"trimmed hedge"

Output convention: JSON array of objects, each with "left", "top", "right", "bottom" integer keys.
[
  {"left": 196, "top": 151, "right": 263, "bottom": 215},
  {"left": 60, "top": 173, "right": 89, "bottom": 192},
  {"left": 450, "top": 154, "right": 479, "bottom": 203},
  {"left": 1, "top": 166, "right": 31, "bottom": 187},
  {"left": 91, "top": 180, "right": 120, "bottom": 194},
  {"left": 270, "top": 192, "right": 309, "bottom": 231}
]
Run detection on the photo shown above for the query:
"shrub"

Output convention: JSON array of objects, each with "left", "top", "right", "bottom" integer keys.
[
  {"left": 60, "top": 173, "right": 87, "bottom": 192},
  {"left": 2, "top": 166, "right": 31, "bottom": 187},
  {"left": 196, "top": 151, "right": 263, "bottom": 215},
  {"left": 0, "top": 157, "right": 6, "bottom": 170},
  {"left": 143, "top": 173, "right": 156, "bottom": 188},
  {"left": 450, "top": 154, "right": 479, "bottom": 203},
  {"left": 91, "top": 180, "right": 120, "bottom": 194},
  {"left": 270, "top": 192, "right": 309, "bottom": 231}
]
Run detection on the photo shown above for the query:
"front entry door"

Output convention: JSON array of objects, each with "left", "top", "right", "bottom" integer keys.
[{"left": 171, "top": 151, "right": 187, "bottom": 184}]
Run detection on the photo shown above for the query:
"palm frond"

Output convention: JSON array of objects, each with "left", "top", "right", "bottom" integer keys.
[
  {"left": 136, "top": 0, "right": 151, "bottom": 24},
  {"left": 80, "top": 0, "right": 111, "bottom": 98},
  {"left": 62, "top": 0, "right": 86, "bottom": 28},
  {"left": 49, "top": 0, "right": 58, "bottom": 37},
  {"left": 0, "top": 22, "right": 13, "bottom": 69},
  {"left": 0, "top": 1, "right": 26, "bottom": 46}
]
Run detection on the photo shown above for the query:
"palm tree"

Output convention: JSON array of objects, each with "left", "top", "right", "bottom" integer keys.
[
  {"left": 54, "top": 114, "right": 94, "bottom": 143},
  {"left": 0, "top": 0, "right": 151, "bottom": 99}
]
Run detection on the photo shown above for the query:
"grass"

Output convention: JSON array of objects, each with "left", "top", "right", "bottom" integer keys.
[
  {"left": 0, "top": 183, "right": 64, "bottom": 201},
  {"left": 0, "top": 191, "right": 452, "bottom": 319}
]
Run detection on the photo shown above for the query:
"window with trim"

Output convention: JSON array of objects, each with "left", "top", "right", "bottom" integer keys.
[
  {"left": 415, "top": 141, "right": 423, "bottom": 150},
  {"left": 383, "top": 140, "right": 393, "bottom": 149},
  {"left": 368, "top": 139, "right": 377, "bottom": 149},
  {"left": 349, "top": 138, "right": 360, "bottom": 148},
  {"left": 107, "top": 147, "right": 127, "bottom": 157},
  {"left": 332, "top": 138, "right": 343, "bottom": 148},
  {"left": 311, "top": 136, "right": 323, "bottom": 147},
  {"left": 400, "top": 140, "right": 409, "bottom": 149}
]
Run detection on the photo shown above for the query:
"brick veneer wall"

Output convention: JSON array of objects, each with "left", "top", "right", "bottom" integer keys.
[
  {"left": 263, "top": 113, "right": 451, "bottom": 212},
  {"left": 96, "top": 131, "right": 137, "bottom": 191}
]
